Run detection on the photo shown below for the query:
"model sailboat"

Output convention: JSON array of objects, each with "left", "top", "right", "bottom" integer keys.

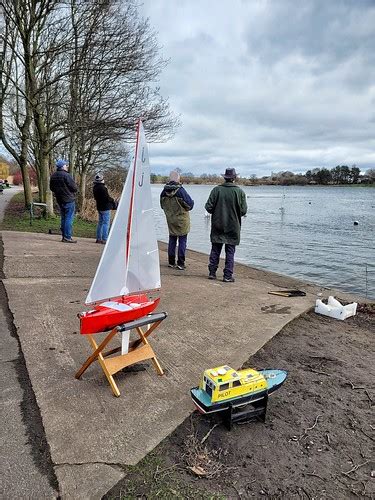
[{"left": 79, "top": 120, "right": 161, "bottom": 335}]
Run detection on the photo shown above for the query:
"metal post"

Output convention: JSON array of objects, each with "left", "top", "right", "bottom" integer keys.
[
  {"left": 29, "top": 202, "right": 47, "bottom": 226},
  {"left": 29, "top": 203, "right": 33, "bottom": 226}
]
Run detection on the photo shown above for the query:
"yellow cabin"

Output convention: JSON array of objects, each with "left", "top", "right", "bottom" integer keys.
[{"left": 199, "top": 365, "right": 268, "bottom": 403}]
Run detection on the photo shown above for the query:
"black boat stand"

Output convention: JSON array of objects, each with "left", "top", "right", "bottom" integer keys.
[{"left": 222, "top": 393, "right": 268, "bottom": 430}]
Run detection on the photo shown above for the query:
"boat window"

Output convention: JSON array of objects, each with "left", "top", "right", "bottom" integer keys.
[
  {"left": 206, "top": 380, "right": 214, "bottom": 389},
  {"left": 233, "top": 380, "right": 241, "bottom": 388},
  {"left": 246, "top": 373, "right": 253, "bottom": 379},
  {"left": 232, "top": 372, "right": 238, "bottom": 378},
  {"left": 224, "top": 366, "right": 231, "bottom": 371},
  {"left": 220, "top": 383, "right": 229, "bottom": 391}
]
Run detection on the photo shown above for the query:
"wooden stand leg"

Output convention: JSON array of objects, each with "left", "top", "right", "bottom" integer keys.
[
  {"left": 75, "top": 328, "right": 118, "bottom": 379},
  {"left": 88, "top": 336, "right": 121, "bottom": 397},
  {"left": 136, "top": 326, "right": 164, "bottom": 375},
  {"left": 75, "top": 314, "right": 166, "bottom": 397}
]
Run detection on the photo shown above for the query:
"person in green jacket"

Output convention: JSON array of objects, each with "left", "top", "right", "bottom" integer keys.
[
  {"left": 160, "top": 171, "right": 194, "bottom": 270},
  {"left": 205, "top": 168, "right": 247, "bottom": 282}
]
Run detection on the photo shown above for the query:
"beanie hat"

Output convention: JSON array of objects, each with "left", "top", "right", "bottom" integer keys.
[
  {"left": 169, "top": 170, "right": 180, "bottom": 183},
  {"left": 94, "top": 173, "right": 104, "bottom": 183},
  {"left": 56, "top": 159, "right": 68, "bottom": 169}
]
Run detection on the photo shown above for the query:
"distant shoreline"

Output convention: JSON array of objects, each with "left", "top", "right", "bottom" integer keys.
[{"left": 151, "top": 181, "right": 375, "bottom": 187}]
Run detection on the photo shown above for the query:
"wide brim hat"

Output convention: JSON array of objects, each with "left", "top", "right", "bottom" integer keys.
[{"left": 222, "top": 167, "right": 237, "bottom": 179}]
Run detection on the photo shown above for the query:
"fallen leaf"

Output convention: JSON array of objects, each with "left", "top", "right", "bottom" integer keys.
[{"left": 188, "top": 465, "right": 207, "bottom": 476}]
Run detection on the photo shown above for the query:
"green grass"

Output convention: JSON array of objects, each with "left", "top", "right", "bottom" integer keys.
[{"left": 1, "top": 191, "right": 96, "bottom": 238}]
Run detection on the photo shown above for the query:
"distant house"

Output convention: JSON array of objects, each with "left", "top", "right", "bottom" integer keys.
[{"left": 0, "top": 161, "right": 10, "bottom": 180}]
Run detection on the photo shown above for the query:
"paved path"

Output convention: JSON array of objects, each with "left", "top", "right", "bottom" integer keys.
[
  {"left": 3, "top": 230, "right": 360, "bottom": 499},
  {"left": 0, "top": 186, "right": 22, "bottom": 218},
  {"left": 0, "top": 190, "right": 57, "bottom": 499}
]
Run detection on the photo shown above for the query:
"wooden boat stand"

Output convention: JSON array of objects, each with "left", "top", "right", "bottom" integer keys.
[
  {"left": 75, "top": 312, "right": 167, "bottom": 397},
  {"left": 223, "top": 393, "right": 268, "bottom": 430}
]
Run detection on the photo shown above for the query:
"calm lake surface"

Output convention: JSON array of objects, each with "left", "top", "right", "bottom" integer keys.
[{"left": 152, "top": 185, "right": 375, "bottom": 299}]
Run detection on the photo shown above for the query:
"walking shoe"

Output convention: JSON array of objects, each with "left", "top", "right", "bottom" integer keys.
[
  {"left": 176, "top": 264, "right": 185, "bottom": 270},
  {"left": 223, "top": 276, "right": 235, "bottom": 283},
  {"left": 168, "top": 263, "right": 175, "bottom": 268},
  {"left": 208, "top": 273, "right": 217, "bottom": 280},
  {"left": 62, "top": 237, "right": 77, "bottom": 244}
]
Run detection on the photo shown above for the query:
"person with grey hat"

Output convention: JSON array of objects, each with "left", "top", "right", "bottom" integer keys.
[
  {"left": 205, "top": 167, "right": 247, "bottom": 282},
  {"left": 50, "top": 159, "right": 78, "bottom": 243},
  {"left": 93, "top": 173, "right": 117, "bottom": 244},
  {"left": 160, "top": 170, "right": 194, "bottom": 269}
]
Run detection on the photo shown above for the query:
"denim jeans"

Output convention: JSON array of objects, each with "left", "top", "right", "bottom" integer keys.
[
  {"left": 168, "top": 234, "right": 187, "bottom": 266},
  {"left": 59, "top": 201, "right": 75, "bottom": 240},
  {"left": 208, "top": 243, "right": 236, "bottom": 278},
  {"left": 96, "top": 210, "right": 111, "bottom": 241}
]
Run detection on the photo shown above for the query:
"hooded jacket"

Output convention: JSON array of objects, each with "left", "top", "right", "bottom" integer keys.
[
  {"left": 160, "top": 182, "right": 194, "bottom": 236},
  {"left": 205, "top": 182, "right": 247, "bottom": 245}
]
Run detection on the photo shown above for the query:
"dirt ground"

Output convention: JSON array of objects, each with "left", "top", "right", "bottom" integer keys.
[{"left": 105, "top": 304, "right": 375, "bottom": 500}]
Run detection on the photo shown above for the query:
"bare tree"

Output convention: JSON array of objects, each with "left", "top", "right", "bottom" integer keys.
[
  {"left": 1, "top": 0, "right": 178, "bottom": 213},
  {"left": 0, "top": 2, "right": 33, "bottom": 206},
  {"left": 66, "top": 0, "right": 178, "bottom": 209}
]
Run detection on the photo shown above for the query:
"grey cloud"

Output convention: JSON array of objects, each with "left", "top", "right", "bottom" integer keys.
[{"left": 142, "top": 0, "right": 375, "bottom": 176}]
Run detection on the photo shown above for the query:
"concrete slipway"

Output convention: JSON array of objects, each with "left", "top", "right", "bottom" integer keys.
[{"left": 2, "top": 231, "right": 335, "bottom": 498}]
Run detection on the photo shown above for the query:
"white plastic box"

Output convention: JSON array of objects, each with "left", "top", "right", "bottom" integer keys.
[{"left": 315, "top": 296, "right": 357, "bottom": 321}]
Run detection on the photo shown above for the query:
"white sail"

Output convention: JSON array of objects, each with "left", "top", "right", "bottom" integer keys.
[{"left": 85, "top": 120, "right": 160, "bottom": 304}]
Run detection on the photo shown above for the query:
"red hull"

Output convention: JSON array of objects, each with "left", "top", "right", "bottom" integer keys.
[{"left": 79, "top": 295, "right": 160, "bottom": 334}]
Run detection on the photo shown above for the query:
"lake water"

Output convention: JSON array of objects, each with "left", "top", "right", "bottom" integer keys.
[{"left": 152, "top": 185, "right": 375, "bottom": 299}]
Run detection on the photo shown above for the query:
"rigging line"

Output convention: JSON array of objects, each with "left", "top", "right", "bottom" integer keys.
[
  {"left": 135, "top": 120, "right": 142, "bottom": 297},
  {"left": 136, "top": 144, "right": 141, "bottom": 297}
]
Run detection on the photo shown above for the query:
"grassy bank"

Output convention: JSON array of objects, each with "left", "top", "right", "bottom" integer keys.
[{"left": 1, "top": 191, "right": 96, "bottom": 238}]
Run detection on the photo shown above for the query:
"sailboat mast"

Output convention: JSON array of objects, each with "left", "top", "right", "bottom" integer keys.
[{"left": 126, "top": 119, "right": 141, "bottom": 263}]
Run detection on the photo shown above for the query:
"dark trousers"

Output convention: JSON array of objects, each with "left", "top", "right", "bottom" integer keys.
[
  {"left": 208, "top": 243, "right": 236, "bottom": 278},
  {"left": 168, "top": 234, "right": 187, "bottom": 266}
]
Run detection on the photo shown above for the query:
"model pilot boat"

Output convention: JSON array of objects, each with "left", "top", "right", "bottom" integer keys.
[{"left": 191, "top": 365, "right": 287, "bottom": 414}]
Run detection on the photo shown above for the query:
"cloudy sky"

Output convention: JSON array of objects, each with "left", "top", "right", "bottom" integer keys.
[{"left": 140, "top": 0, "right": 375, "bottom": 177}]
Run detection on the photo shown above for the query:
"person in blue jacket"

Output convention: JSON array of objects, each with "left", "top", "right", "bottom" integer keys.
[{"left": 160, "top": 171, "right": 194, "bottom": 270}]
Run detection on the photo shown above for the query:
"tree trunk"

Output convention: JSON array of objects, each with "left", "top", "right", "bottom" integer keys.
[
  {"left": 19, "top": 148, "right": 33, "bottom": 208},
  {"left": 78, "top": 169, "right": 86, "bottom": 212}
]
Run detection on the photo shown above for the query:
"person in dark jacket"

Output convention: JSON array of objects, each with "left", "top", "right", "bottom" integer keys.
[
  {"left": 160, "top": 170, "right": 194, "bottom": 270},
  {"left": 50, "top": 159, "right": 78, "bottom": 243},
  {"left": 93, "top": 173, "right": 116, "bottom": 244},
  {"left": 205, "top": 167, "right": 247, "bottom": 282}
]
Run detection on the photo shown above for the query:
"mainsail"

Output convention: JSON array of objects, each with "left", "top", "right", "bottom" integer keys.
[{"left": 85, "top": 120, "right": 161, "bottom": 305}]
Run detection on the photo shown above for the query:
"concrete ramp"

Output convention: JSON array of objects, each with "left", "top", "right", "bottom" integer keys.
[{"left": 3, "top": 231, "right": 320, "bottom": 498}]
